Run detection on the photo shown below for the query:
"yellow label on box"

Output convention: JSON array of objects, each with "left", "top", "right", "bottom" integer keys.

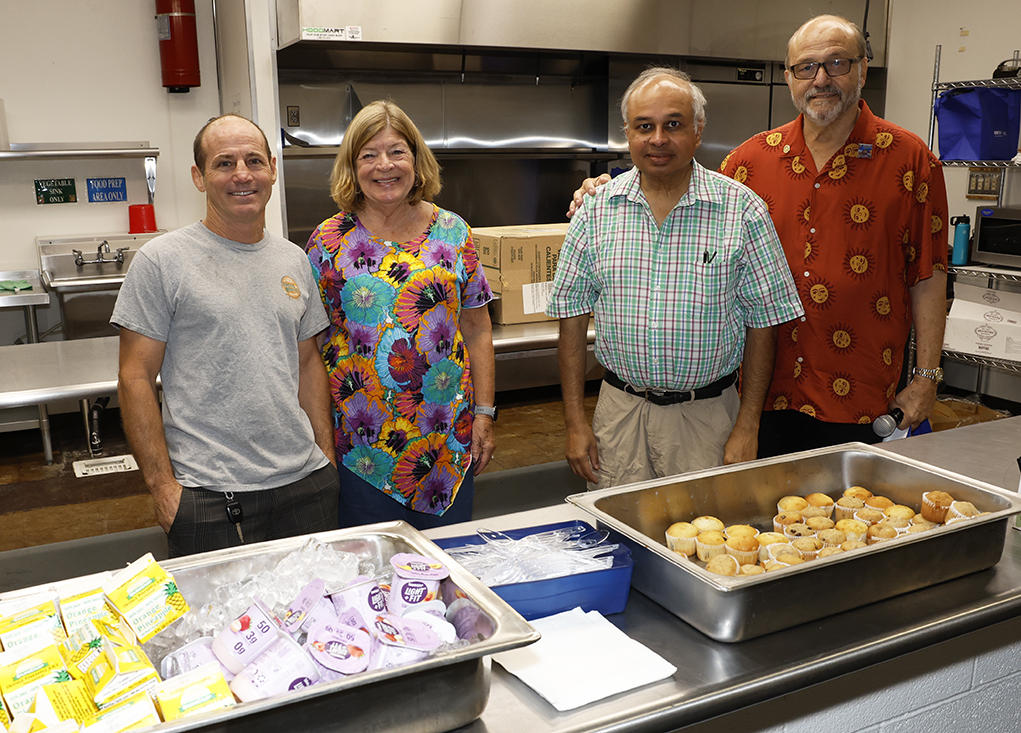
[
  {"left": 32, "top": 679, "right": 98, "bottom": 726},
  {"left": 155, "top": 661, "right": 234, "bottom": 722},
  {"left": 59, "top": 582, "right": 116, "bottom": 636},
  {"left": 0, "top": 598, "right": 64, "bottom": 655},
  {"left": 58, "top": 621, "right": 108, "bottom": 680},
  {"left": 85, "top": 643, "right": 159, "bottom": 709},
  {"left": 81, "top": 689, "right": 161, "bottom": 732},
  {"left": 0, "top": 644, "right": 70, "bottom": 719},
  {"left": 102, "top": 554, "right": 189, "bottom": 644}
]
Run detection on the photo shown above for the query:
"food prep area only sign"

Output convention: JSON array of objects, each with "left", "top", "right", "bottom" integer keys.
[
  {"left": 35, "top": 178, "right": 77, "bottom": 204},
  {"left": 87, "top": 177, "right": 127, "bottom": 203}
]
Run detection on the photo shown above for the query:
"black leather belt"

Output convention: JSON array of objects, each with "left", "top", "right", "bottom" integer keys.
[{"left": 603, "top": 369, "right": 738, "bottom": 406}]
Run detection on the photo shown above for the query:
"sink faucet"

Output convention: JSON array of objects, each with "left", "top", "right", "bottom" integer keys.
[{"left": 98, "top": 241, "right": 110, "bottom": 260}]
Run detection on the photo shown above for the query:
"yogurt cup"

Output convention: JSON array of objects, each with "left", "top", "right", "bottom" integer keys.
[
  {"left": 211, "top": 597, "right": 282, "bottom": 675},
  {"left": 305, "top": 621, "right": 371, "bottom": 677},
  {"left": 402, "top": 610, "right": 458, "bottom": 645},
  {"left": 445, "top": 598, "right": 493, "bottom": 642},
  {"left": 282, "top": 579, "right": 327, "bottom": 635},
  {"left": 229, "top": 633, "right": 321, "bottom": 702},
  {"left": 329, "top": 578, "right": 388, "bottom": 626},
  {"left": 161, "top": 636, "right": 236, "bottom": 682}
]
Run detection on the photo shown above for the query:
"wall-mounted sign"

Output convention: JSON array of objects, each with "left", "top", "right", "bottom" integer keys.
[
  {"left": 87, "top": 177, "right": 127, "bottom": 203},
  {"left": 35, "top": 178, "right": 77, "bottom": 205}
]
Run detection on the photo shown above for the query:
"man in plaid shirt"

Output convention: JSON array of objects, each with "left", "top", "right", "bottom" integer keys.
[{"left": 547, "top": 67, "right": 803, "bottom": 490}]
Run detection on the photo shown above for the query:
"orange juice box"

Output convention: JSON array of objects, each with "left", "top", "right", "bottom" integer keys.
[
  {"left": 84, "top": 642, "right": 159, "bottom": 710},
  {"left": 0, "top": 642, "right": 71, "bottom": 720},
  {"left": 56, "top": 575, "right": 116, "bottom": 636},
  {"left": 102, "top": 554, "right": 188, "bottom": 644},
  {"left": 0, "top": 597, "right": 65, "bottom": 656},
  {"left": 31, "top": 679, "right": 97, "bottom": 727},
  {"left": 80, "top": 689, "right": 160, "bottom": 731},
  {"left": 154, "top": 661, "right": 234, "bottom": 722}
]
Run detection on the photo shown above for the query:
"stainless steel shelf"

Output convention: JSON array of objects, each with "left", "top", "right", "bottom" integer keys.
[
  {"left": 943, "top": 349, "right": 1021, "bottom": 374},
  {"left": 0, "top": 143, "right": 159, "bottom": 161},
  {"left": 949, "top": 266, "right": 1021, "bottom": 283},
  {"left": 940, "top": 160, "right": 1020, "bottom": 168},
  {"left": 934, "top": 76, "right": 1021, "bottom": 92}
]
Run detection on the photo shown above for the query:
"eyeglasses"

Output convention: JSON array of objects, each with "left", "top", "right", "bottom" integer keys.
[{"left": 788, "top": 57, "right": 863, "bottom": 80}]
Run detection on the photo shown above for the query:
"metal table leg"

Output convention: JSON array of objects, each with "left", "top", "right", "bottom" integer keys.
[{"left": 24, "top": 303, "right": 54, "bottom": 465}]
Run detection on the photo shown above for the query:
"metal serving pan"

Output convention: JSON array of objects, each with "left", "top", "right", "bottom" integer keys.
[
  {"left": 0, "top": 521, "right": 538, "bottom": 733},
  {"left": 568, "top": 443, "right": 1021, "bottom": 643}
]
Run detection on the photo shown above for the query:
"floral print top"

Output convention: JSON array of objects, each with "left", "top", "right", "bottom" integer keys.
[{"left": 305, "top": 204, "right": 493, "bottom": 515}]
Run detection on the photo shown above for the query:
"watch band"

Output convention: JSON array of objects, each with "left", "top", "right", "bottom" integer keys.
[
  {"left": 912, "top": 366, "right": 944, "bottom": 384},
  {"left": 474, "top": 405, "right": 498, "bottom": 421}
]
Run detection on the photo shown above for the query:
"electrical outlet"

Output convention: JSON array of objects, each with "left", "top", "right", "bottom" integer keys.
[{"left": 287, "top": 106, "right": 300, "bottom": 127}]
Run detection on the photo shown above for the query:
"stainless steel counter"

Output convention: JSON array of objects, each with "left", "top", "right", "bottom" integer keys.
[
  {"left": 0, "top": 335, "right": 120, "bottom": 408},
  {"left": 425, "top": 418, "right": 1021, "bottom": 733}
]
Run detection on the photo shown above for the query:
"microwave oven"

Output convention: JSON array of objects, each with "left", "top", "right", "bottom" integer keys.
[{"left": 970, "top": 206, "right": 1021, "bottom": 268}]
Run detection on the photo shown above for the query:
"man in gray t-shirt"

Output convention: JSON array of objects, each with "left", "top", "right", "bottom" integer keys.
[{"left": 112, "top": 114, "right": 339, "bottom": 557}]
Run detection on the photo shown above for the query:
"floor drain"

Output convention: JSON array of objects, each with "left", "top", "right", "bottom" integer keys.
[{"left": 72, "top": 454, "right": 140, "bottom": 478}]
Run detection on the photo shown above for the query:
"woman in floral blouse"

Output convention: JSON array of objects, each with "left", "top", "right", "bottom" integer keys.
[{"left": 305, "top": 100, "right": 496, "bottom": 529}]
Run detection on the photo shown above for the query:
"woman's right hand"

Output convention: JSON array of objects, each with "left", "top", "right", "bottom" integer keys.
[{"left": 566, "top": 173, "right": 612, "bottom": 218}]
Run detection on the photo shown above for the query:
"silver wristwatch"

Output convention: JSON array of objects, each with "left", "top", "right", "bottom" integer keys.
[
  {"left": 911, "top": 366, "right": 944, "bottom": 384},
  {"left": 474, "top": 405, "right": 498, "bottom": 421}
]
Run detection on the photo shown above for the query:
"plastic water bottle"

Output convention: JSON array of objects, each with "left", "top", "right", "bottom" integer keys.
[{"left": 950, "top": 214, "right": 970, "bottom": 266}]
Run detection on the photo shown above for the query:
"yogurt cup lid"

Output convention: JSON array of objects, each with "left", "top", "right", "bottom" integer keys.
[
  {"left": 305, "top": 622, "right": 371, "bottom": 675},
  {"left": 402, "top": 610, "right": 457, "bottom": 645},
  {"left": 283, "top": 578, "right": 326, "bottom": 634},
  {"left": 389, "top": 554, "right": 449, "bottom": 581},
  {"left": 370, "top": 613, "right": 442, "bottom": 652}
]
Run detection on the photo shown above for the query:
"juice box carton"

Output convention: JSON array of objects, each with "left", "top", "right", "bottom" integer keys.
[
  {"left": 0, "top": 643, "right": 71, "bottom": 719},
  {"left": 80, "top": 689, "right": 160, "bottom": 731},
  {"left": 32, "top": 679, "right": 98, "bottom": 727},
  {"left": 154, "top": 661, "right": 235, "bottom": 722},
  {"left": 57, "top": 575, "right": 115, "bottom": 636},
  {"left": 102, "top": 554, "right": 189, "bottom": 644},
  {"left": 59, "top": 621, "right": 111, "bottom": 681},
  {"left": 84, "top": 642, "right": 159, "bottom": 710},
  {"left": 0, "top": 597, "right": 65, "bottom": 655}
]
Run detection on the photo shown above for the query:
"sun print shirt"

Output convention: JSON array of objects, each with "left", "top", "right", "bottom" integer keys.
[{"left": 305, "top": 205, "right": 493, "bottom": 515}]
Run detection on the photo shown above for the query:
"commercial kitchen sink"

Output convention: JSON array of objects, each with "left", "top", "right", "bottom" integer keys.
[{"left": 37, "top": 232, "right": 159, "bottom": 338}]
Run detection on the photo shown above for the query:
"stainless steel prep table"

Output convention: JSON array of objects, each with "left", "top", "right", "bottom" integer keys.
[
  {"left": 0, "top": 270, "right": 55, "bottom": 462},
  {"left": 425, "top": 417, "right": 1021, "bottom": 733}
]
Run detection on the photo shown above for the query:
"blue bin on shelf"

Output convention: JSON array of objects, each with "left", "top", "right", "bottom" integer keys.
[{"left": 433, "top": 520, "right": 634, "bottom": 620}]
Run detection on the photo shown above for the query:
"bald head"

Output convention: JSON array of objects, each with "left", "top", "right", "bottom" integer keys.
[{"left": 786, "top": 15, "right": 867, "bottom": 68}]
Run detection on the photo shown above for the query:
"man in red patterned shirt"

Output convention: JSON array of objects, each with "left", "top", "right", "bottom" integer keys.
[{"left": 572, "top": 15, "right": 948, "bottom": 457}]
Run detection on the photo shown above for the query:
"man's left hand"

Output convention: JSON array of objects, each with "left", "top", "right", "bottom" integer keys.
[
  {"left": 890, "top": 378, "right": 939, "bottom": 430},
  {"left": 723, "top": 424, "right": 758, "bottom": 465},
  {"left": 471, "top": 415, "right": 496, "bottom": 475}
]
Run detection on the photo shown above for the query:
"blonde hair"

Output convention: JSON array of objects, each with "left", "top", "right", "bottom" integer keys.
[{"left": 329, "top": 100, "right": 441, "bottom": 212}]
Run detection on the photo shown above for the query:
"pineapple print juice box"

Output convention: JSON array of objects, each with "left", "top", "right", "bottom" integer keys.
[
  {"left": 85, "top": 642, "right": 160, "bottom": 709},
  {"left": 60, "top": 621, "right": 112, "bottom": 680},
  {"left": 0, "top": 642, "right": 71, "bottom": 719},
  {"left": 102, "top": 553, "right": 189, "bottom": 644},
  {"left": 155, "top": 661, "right": 235, "bottom": 722},
  {"left": 81, "top": 688, "right": 161, "bottom": 731},
  {"left": 57, "top": 574, "right": 115, "bottom": 635},
  {"left": 0, "top": 595, "right": 65, "bottom": 654},
  {"left": 32, "top": 679, "right": 98, "bottom": 727}
]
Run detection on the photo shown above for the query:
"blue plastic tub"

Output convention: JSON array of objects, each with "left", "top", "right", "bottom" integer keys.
[{"left": 433, "top": 521, "right": 633, "bottom": 620}]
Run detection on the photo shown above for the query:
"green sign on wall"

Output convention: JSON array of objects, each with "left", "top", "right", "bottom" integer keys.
[{"left": 35, "top": 178, "right": 77, "bottom": 205}]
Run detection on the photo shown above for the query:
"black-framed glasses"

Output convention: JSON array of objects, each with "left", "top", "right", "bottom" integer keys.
[{"left": 788, "top": 57, "right": 863, "bottom": 80}]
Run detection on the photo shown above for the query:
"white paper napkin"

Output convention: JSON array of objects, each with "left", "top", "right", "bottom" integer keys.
[{"left": 492, "top": 607, "right": 676, "bottom": 711}]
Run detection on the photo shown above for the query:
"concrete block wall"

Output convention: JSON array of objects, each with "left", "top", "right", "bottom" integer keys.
[{"left": 680, "top": 615, "right": 1021, "bottom": 732}]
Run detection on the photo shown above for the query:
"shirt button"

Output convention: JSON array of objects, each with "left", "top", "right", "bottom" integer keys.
[
  {"left": 810, "top": 228, "right": 816, "bottom": 234},
  {"left": 797, "top": 357, "right": 804, "bottom": 362},
  {"left": 803, "top": 271, "right": 810, "bottom": 277},
  {"left": 814, "top": 183, "right": 821, "bottom": 189},
  {"left": 783, "top": 145, "right": 791, "bottom": 153},
  {"left": 800, "top": 316, "right": 807, "bottom": 322}
]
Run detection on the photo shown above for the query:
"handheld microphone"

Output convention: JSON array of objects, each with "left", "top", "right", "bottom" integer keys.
[{"left": 872, "top": 408, "right": 904, "bottom": 438}]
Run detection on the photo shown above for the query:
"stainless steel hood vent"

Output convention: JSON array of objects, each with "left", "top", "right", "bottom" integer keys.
[{"left": 276, "top": 0, "right": 887, "bottom": 66}]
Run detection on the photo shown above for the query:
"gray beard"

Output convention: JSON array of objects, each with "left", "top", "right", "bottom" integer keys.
[{"left": 792, "top": 82, "right": 862, "bottom": 127}]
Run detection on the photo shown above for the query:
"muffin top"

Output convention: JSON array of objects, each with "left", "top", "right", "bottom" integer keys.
[
  {"left": 911, "top": 515, "right": 938, "bottom": 528},
  {"left": 740, "top": 564, "right": 766, "bottom": 576},
  {"left": 840, "top": 539, "right": 868, "bottom": 551},
  {"left": 725, "top": 524, "right": 759, "bottom": 539},
  {"left": 697, "top": 530, "right": 726, "bottom": 546},
  {"left": 792, "top": 536, "right": 823, "bottom": 553},
  {"left": 756, "top": 532, "right": 788, "bottom": 547},
  {"left": 836, "top": 496, "right": 865, "bottom": 511},
  {"left": 906, "top": 523, "right": 934, "bottom": 534},
  {"left": 923, "top": 490, "right": 955, "bottom": 507},
  {"left": 881, "top": 518, "right": 911, "bottom": 532},
  {"left": 949, "top": 501, "right": 981, "bottom": 518},
  {"left": 844, "top": 486, "right": 874, "bottom": 501},
  {"left": 817, "top": 546, "right": 845, "bottom": 558},
  {"left": 817, "top": 528, "right": 847, "bottom": 546},
  {"left": 805, "top": 492, "right": 835, "bottom": 508},
  {"left": 884, "top": 504, "right": 916, "bottom": 520},
  {"left": 777, "top": 496, "right": 810, "bottom": 513},
  {"left": 666, "top": 521, "right": 698, "bottom": 539},
  {"left": 805, "top": 517, "right": 835, "bottom": 532},
  {"left": 784, "top": 523, "right": 815, "bottom": 539},
  {"left": 868, "top": 523, "right": 898, "bottom": 541},
  {"left": 691, "top": 515, "right": 726, "bottom": 533},
  {"left": 864, "top": 496, "right": 895, "bottom": 512},
  {"left": 800, "top": 506, "right": 831, "bottom": 519},
  {"left": 854, "top": 508, "right": 886, "bottom": 525},
  {"left": 835, "top": 519, "right": 868, "bottom": 536},
  {"left": 725, "top": 535, "right": 759, "bottom": 553},
  {"left": 705, "top": 554, "right": 740, "bottom": 576},
  {"left": 774, "top": 511, "right": 803, "bottom": 526}
]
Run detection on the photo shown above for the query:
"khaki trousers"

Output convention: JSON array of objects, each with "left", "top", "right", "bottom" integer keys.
[{"left": 588, "top": 381, "right": 740, "bottom": 491}]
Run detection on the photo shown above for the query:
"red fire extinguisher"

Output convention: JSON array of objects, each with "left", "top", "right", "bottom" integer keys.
[{"left": 155, "top": 0, "right": 200, "bottom": 93}]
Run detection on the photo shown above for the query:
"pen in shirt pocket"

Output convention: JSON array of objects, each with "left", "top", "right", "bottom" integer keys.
[{"left": 702, "top": 249, "right": 717, "bottom": 264}]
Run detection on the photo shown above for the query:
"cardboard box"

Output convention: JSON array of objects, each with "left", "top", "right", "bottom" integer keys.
[
  {"left": 944, "top": 283, "right": 1021, "bottom": 362},
  {"left": 473, "top": 223, "right": 569, "bottom": 325}
]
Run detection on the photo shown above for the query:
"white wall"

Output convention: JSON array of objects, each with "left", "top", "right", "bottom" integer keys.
[
  {"left": 885, "top": 0, "right": 1021, "bottom": 219},
  {"left": 0, "top": 0, "right": 220, "bottom": 344}
]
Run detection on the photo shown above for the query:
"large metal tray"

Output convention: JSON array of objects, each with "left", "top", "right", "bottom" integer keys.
[
  {"left": 0, "top": 522, "right": 539, "bottom": 733},
  {"left": 568, "top": 443, "right": 1021, "bottom": 643}
]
